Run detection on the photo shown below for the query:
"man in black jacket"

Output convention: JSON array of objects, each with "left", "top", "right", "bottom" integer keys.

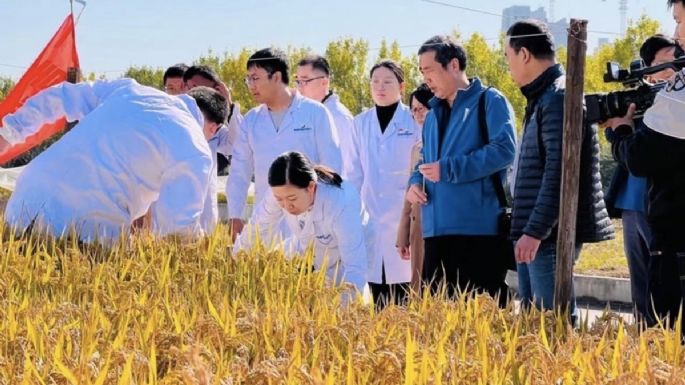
[
  {"left": 604, "top": 34, "right": 682, "bottom": 324},
  {"left": 505, "top": 20, "right": 614, "bottom": 317},
  {"left": 606, "top": 64, "right": 685, "bottom": 331}
]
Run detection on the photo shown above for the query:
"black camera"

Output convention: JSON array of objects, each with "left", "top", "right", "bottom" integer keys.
[{"left": 585, "top": 57, "right": 685, "bottom": 123}]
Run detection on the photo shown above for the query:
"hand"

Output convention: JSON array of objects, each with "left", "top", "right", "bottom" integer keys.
[
  {"left": 214, "top": 81, "right": 233, "bottom": 105},
  {"left": 397, "top": 245, "right": 410, "bottom": 260},
  {"left": 406, "top": 184, "right": 427, "bottom": 205},
  {"left": 515, "top": 234, "right": 542, "bottom": 264},
  {"left": 0, "top": 136, "right": 11, "bottom": 156},
  {"left": 418, "top": 161, "right": 440, "bottom": 183},
  {"left": 229, "top": 218, "right": 244, "bottom": 242},
  {"left": 605, "top": 103, "right": 636, "bottom": 131}
]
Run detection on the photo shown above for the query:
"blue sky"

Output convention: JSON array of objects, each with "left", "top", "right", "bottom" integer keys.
[{"left": 0, "top": 0, "right": 675, "bottom": 80}]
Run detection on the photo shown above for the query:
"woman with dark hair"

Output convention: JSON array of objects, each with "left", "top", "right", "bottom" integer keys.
[
  {"left": 347, "top": 59, "right": 421, "bottom": 309},
  {"left": 234, "top": 151, "right": 369, "bottom": 294},
  {"left": 396, "top": 84, "right": 434, "bottom": 294}
]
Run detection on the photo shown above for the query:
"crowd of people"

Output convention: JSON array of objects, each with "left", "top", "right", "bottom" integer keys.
[{"left": 2, "top": 0, "right": 685, "bottom": 332}]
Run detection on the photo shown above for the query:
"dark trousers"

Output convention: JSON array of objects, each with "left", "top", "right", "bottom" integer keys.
[
  {"left": 422, "top": 234, "right": 510, "bottom": 307},
  {"left": 368, "top": 263, "right": 410, "bottom": 310},
  {"left": 648, "top": 248, "right": 685, "bottom": 333},
  {"left": 622, "top": 210, "right": 653, "bottom": 324}
]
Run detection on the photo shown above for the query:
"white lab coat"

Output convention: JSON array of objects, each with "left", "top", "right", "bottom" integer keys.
[
  {"left": 226, "top": 92, "right": 342, "bottom": 219},
  {"left": 202, "top": 103, "right": 243, "bottom": 232},
  {"left": 323, "top": 93, "right": 355, "bottom": 179},
  {"left": 348, "top": 103, "right": 420, "bottom": 284},
  {"left": 1, "top": 79, "right": 212, "bottom": 242},
  {"left": 235, "top": 181, "right": 370, "bottom": 292}
]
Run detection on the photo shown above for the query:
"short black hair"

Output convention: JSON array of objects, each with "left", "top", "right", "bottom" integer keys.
[
  {"left": 297, "top": 55, "right": 330, "bottom": 76},
  {"left": 506, "top": 20, "right": 556, "bottom": 60},
  {"left": 418, "top": 35, "right": 467, "bottom": 71},
  {"left": 640, "top": 34, "right": 681, "bottom": 66},
  {"left": 409, "top": 83, "right": 434, "bottom": 109},
  {"left": 370, "top": 59, "right": 404, "bottom": 83},
  {"left": 163, "top": 63, "right": 188, "bottom": 84},
  {"left": 668, "top": 0, "right": 685, "bottom": 8},
  {"left": 247, "top": 48, "right": 290, "bottom": 84},
  {"left": 187, "top": 86, "right": 228, "bottom": 125},
  {"left": 183, "top": 65, "right": 221, "bottom": 85}
]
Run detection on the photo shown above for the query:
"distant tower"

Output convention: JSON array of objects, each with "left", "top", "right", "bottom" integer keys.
[
  {"left": 549, "top": 0, "right": 555, "bottom": 21},
  {"left": 619, "top": 0, "right": 628, "bottom": 35}
]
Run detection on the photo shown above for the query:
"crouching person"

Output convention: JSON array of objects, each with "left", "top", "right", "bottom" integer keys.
[
  {"left": 0, "top": 79, "right": 228, "bottom": 244},
  {"left": 234, "top": 151, "right": 370, "bottom": 301}
]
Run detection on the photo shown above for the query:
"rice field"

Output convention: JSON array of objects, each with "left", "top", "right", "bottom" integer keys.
[{"left": 0, "top": 223, "right": 683, "bottom": 385}]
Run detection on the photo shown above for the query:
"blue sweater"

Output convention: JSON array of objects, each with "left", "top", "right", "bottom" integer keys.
[{"left": 409, "top": 78, "right": 516, "bottom": 237}]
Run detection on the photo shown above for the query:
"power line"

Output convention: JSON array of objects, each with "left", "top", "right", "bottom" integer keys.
[
  {"left": 421, "top": 0, "right": 502, "bottom": 17},
  {"left": 420, "top": 0, "right": 623, "bottom": 36}
]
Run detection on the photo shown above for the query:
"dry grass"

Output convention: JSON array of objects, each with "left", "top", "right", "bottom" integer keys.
[
  {"left": 0, "top": 223, "right": 683, "bottom": 384},
  {"left": 576, "top": 220, "right": 629, "bottom": 278}
]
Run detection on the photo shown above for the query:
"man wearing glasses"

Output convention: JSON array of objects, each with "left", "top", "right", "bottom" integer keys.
[
  {"left": 296, "top": 55, "right": 355, "bottom": 178},
  {"left": 226, "top": 48, "right": 342, "bottom": 239}
]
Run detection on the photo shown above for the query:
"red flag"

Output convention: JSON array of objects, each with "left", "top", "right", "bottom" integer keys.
[{"left": 0, "top": 14, "right": 80, "bottom": 164}]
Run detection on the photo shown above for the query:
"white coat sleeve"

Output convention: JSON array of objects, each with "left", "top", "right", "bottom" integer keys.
[
  {"left": 345, "top": 116, "right": 365, "bottom": 193},
  {"left": 226, "top": 115, "right": 254, "bottom": 220},
  {"left": 215, "top": 103, "right": 244, "bottom": 157},
  {"left": 314, "top": 108, "right": 343, "bottom": 174},
  {"left": 153, "top": 154, "right": 212, "bottom": 238},
  {"left": 233, "top": 190, "right": 284, "bottom": 252},
  {"left": 335, "top": 113, "right": 356, "bottom": 180},
  {"left": 0, "top": 79, "right": 134, "bottom": 145},
  {"left": 331, "top": 200, "right": 368, "bottom": 292}
]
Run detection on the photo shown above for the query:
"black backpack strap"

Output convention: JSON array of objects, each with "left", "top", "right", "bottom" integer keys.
[{"left": 478, "top": 88, "right": 509, "bottom": 209}]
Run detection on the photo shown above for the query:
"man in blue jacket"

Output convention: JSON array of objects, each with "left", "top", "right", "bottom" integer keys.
[
  {"left": 406, "top": 35, "right": 517, "bottom": 301},
  {"left": 505, "top": 20, "right": 613, "bottom": 317}
]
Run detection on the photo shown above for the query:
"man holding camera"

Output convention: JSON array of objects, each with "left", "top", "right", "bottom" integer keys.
[
  {"left": 604, "top": 34, "right": 682, "bottom": 324},
  {"left": 606, "top": 61, "right": 685, "bottom": 332}
]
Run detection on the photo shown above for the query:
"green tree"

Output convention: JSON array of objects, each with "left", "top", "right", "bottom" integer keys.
[
  {"left": 325, "top": 38, "right": 371, "bottom": 114},
  {"left": 123, "top": 66, "right": 164, "bottom": 89},
  {"left": 0, "top": 77, "right": 15, "bottom": 102}
]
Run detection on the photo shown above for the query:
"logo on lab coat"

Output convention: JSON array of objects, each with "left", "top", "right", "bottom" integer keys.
[
  {"left": 316, "top": 233, "right": 333, "bottom": 245},
  {"left": 294, "top": 125, "right": 313, "bottom": 132},
  {"left": 397, "top": 127, "right": 414, "bottom": 137}
]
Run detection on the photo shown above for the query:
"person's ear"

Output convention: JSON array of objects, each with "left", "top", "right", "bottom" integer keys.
[
  {"left": 521, "top": 47, "right": 532, "bottom": 64},
  {"left": 450, "top": 57, "right": 460, "bottom": 72}
]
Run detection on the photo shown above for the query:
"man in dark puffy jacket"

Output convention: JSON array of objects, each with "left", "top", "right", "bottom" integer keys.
[{"left": 504, "top": 20, "right": 614, "bottom": 317}]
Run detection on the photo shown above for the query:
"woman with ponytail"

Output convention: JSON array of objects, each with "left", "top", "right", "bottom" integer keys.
[{"left": 234, "top": 151, "right": 370, "bottom": 295}]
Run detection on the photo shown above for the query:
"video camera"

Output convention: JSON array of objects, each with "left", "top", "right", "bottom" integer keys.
[{"left": 585, "top": 57, "right": 685, "bottom": 123}]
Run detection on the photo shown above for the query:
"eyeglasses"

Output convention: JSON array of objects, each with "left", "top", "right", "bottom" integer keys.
[
  {"left": 244, "top": 76, "right": 262, "bottom": 86},
  {"left": 294, "top": 76, "right": 326, "bottom": 87},
  {"left": 411, "top": 105, "right": 428, "bottom": 115}
]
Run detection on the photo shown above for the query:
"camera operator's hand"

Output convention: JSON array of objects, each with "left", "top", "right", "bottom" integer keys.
[{"left": 606, "top": 103, "right": 637, "bottom": 131}]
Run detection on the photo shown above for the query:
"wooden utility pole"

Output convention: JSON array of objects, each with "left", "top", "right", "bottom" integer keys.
[{"left": 554, "top": 19, "right": 587, "bottom": 316}]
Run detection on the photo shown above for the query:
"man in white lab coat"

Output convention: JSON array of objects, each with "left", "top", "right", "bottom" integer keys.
[
  {"left": 0, "top": 79, "right": 228, "bottom": 243},
  {"left": 295, "top": 55, "right": 355, "bottom": 178},
  {"left": 227, "top": 48, "right": 342, "bottom": 237},
  {"left": 181, "top": 65, "right": 244, "bottom": 233}
]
